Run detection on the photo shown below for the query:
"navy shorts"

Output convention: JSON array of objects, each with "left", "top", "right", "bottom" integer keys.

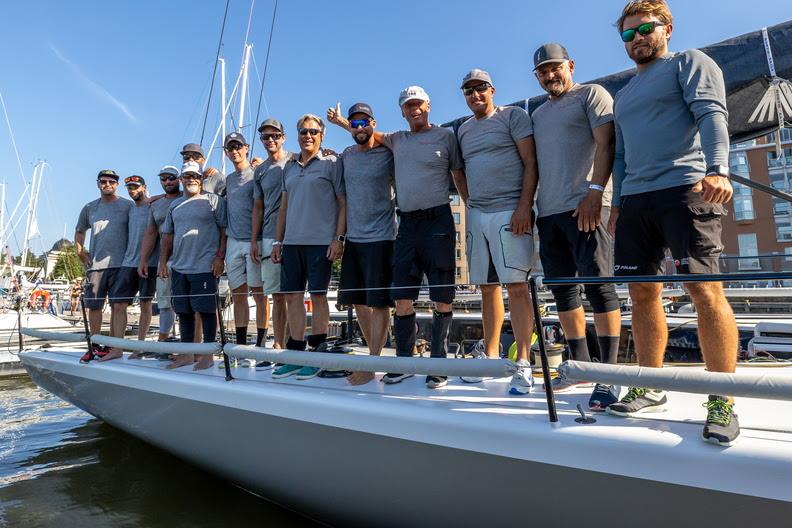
[
  {"left": 170, "top": 270, "right": 218, "bottom": 314},
  {"left": 84, "top": 268, "right": 119, "bottom": 310},
  {"left": 109, "top": 266, "right": 157, "bottom": 304},
  {"left": 338, "top": 240, "right": 394, "bottom": 308},
  {"left": 280, "top": 245, "right": 332, "bottom": 295}
]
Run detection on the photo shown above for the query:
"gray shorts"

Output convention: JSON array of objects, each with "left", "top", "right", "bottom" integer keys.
[{"left": 466, "top": 208, "right": 534, "bottom": 285}]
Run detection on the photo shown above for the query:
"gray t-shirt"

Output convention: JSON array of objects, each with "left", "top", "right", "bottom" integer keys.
[
  {"left": 225, "top": 165, "right": 257, "bottom": 241},
  {"left": 282, "top": 152, "right": 345, "bottom": 245},
  {"left": 457, "top": 106, "right": 533, "bottom": 213},
  {"left": 147, "top": 194, "right": 183, "bottom": 268},
  {"left": 340, "top": 145, "right": 396, "bottom": 242},
  {"left": 75, "top": 197, "right": 133, "bottom": 271},
  {"left": 612, "top": 50, "right": 729, "bottom": 204},
  {"left": 161, "top": 193, "right": 227, "bottom": 274},
  {"left": 379, "top": 126, "right": 463, "bottom": 212},
  {"left": 203, "top": 169, "right": 226, "bottom": 196},
  {"left": 253, "top": 153, "right": 293, "bottom": 239},
  {"left": 532, "top": 84, "right": 614, "bottom": 217},
  {"left": 121, "top": 202, "right": 157, "bottom": 268}
]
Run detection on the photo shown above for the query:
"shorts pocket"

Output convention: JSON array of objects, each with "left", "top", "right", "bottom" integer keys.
[
  {"left": 430, "top": 232, "right": 455, "bottom": 271},
  {"left": 498, "top": 225, "right": 532, "bottom": 273}
]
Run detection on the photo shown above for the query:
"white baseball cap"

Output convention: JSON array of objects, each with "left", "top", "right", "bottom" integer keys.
[
  {"left": 398, "top": 85, "right": 430, "bottom": 107},
  {"left": 181, "top": 161, "right": 202, "bottom": 176}
]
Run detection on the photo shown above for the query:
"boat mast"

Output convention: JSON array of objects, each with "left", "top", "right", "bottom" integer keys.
[
  {"left": 219, "top": 57, "right": 227, "bottom": 175},
  {"left": 21, "top": 161, "right": 45, "bottom": 269},
  {"left": 237, "top": 44, "right": 252, "bottom": 134}
]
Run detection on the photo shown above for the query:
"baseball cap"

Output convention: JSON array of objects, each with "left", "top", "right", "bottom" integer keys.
[
  {"left": 460, "top": 69, "right": 493, "bottom": 88},
  {"left": 180, "top": 143, "right": 204, "bottom": 157},
  {"left": 181, "top": 161, "right": 202, "bottom": 176},
  {"left": 347, "top": 102, "right": 374, "bottom": 119},
  {"left": 533, "top": 43, "right": 570, "bottom": 70},
  {"left": 97, "top": 169, "right": 119, "bottom": 181},
  {"left": 398, "top": 86, "right": 430, "bottom": 107},
  {"left": 158, "top": 165, "right": 180, "bottom": 177},
  {"left": 124, "top": 175, "right": 146, "bottom": 186},
  {"left": 257, "top": 118, "right": 284, "bottom": 133},
  {"left": 224, "top": 132, "right": 247, "bottom": 147}
]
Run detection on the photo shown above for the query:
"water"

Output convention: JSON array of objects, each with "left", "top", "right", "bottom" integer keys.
[{"left": 0, "top": 375, "right": 312, "bottom": 527}]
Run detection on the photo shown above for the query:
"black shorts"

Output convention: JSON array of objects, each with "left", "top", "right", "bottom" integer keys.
[
  {"left": 84, "top": 268, "right": 119, "bottom": 310},
  {"left": 280, "top": 245, "right": 332, "bottom": 295},
  {"left": 171, "top": 270, "right": 218, "bottom": 314},
  {"left": 109, "top": 266, "right": 157, "bottom": 304},
  {"left": 338, "top": 240, "right": 394, "bottom": 308},
  {"left": 614, "top": 184, "right": 725, "bottom": 275},
  {"left": 537, "top": 208, "right": 614, "bottom": 279},
  {"left": 392, "top": 204, "right": 455, "bottom": 304}
]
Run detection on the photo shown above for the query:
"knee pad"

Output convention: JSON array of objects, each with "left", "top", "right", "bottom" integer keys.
[
  {"left": 583, "top": 284, "right": 620, "bottom": 313},
  {"left": 549, "top": 285, "right": 582, "bottom": 313}
]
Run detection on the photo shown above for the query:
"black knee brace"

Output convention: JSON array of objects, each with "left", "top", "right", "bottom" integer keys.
[
  {"left": 583, "top": 284, "right": 620, "bottom": 314},
  {"left": 549, "top": 284, "right": 582, "bottom": 313}
]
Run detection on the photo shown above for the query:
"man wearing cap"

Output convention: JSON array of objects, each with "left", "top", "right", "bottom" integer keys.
[
  {"left": 139, "top": 166, "right": 182, "bottom": 343},
  {"left": 530, "top": 44, "right": 623, "bottom": 409},
  {"left": 159, "top": 161, "right": 227, "bottom": 370},
  {"left": 270, "top": 114, "right": 346, "bottom": 380},
  {"left": 180, "top": 143, "right": 226, "bottom": 196},
  {"left": 333, "top": 103, "right": 395, "bottom": 386},
  {"left": 251, "top": 118, "right": 292, "bottom": 355},
  {"left": 455, "top": 69, "right": 538, "bottom": 395},
  {"left": 75, "top": 170, "right": 133, "bottom": 361},
  {"left": 328, "top": 85, "right": 465, "bottom": 389},
  {"left": 221, "top": 131, "right": 269, "bottom": 356}
]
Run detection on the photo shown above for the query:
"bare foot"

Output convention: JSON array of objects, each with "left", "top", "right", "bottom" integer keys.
[
  {"left": 98, "top": 348, "right": 124, "bottom": 362},
  {"left": 166, "top": 354, "right": 195, "bottom": 369},
  {"left": 128, "top": 352, "right": 144, "bottom": 360},
  {"left": 348, "top": 371, "right": 375, "bottom": 386},
  {"left": 193, "top": 356, "right": 215, "bottom": 371}
]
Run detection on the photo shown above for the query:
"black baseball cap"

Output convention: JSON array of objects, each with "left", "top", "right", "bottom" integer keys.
[
  {"left": 97, "top": 169, "right": 119, "bottom": 181},
  {"left": 533, "top": 43, "right": 570, "bottom": 70},
  {"left": 257, "top": 118, "right": 284, "bottom": 133},
  {"left": 124, "top": 175, "right": 146, "bottom": 186},
  {"left": 224, "top": 132, "right": 247, "bottom": 147},
  {"left": 180, "top": 143, "right": 205, "bottom": 157},
  {"left": 347, "top": 102, "right": 374, "bottom": 119}
]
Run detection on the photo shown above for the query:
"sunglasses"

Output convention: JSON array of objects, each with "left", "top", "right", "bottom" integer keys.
[
  {"left": 349, "top": 119, "right": 372, "bottom": 129},
  {"left": 98, "top": 179, "right": 118, "bottom": 185},
  {"left": 299, "top": 128, "right": 321, "bottom": 136},
  {"left": 159, "top": 174, "right": 179, "bottom": 181},
  {"left": 225, "top": 143, "right": 245, "bottom": 152},
  {"left": 621, "top": 21, "right": 665, "bottom": 42},
  {"left": 182, "top": 153, "right": 202, "bottom": 161},
  {"left": 462, "top": 83, "right": 491, "bottom": 96},
  {"left": 260, "top": 133, "right": 283, "bottom": 141},
  {"left": 181, "top": 173, "right": 201, "bottom": 180}
]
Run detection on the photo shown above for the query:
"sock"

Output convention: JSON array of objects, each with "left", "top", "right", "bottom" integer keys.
[
  {"left": 307, "top": 333, "right": 327, "bottom": 349},
  {"left": 393, "top": 313, "right": 417, "bottom": 358},
  {"left": 159, "top": 308, "right": 175, "bottom": 335},
  {"left": 201, "top": 313, "right": 217, "bottom": 343},
  {"left": 256, "top": 328, "right": 268, "bottom": 347},
  {"left": 286, "top": 337, "right": 307, "bottom": 351},
  {"left": 430, "top": 310, "right": 453, "bottom": 359},
  {"left": 235, "top": 327, "right": 247, "bottom": 345},
  {"left": 567, "top": 337, "right": 591, "bottom": 362},
  {"left": 177, "top": 312, "right": 195, "bottom": 343},
  {"left": 597, "top": 335, "right": 620, "bottom": 364}
]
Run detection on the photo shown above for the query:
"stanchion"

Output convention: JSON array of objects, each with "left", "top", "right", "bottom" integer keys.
[
  {"left": 17, "top": 303, "right": 23, "bottom": 352},
  {"left": 529, "top": 277, "right": 558, "bottom": 423},
  {"left": 80, "top": 295, "right": 93, "bottom": 362},
  {"left": 216, "top": 292, "right": 233, "bottom": 381}
]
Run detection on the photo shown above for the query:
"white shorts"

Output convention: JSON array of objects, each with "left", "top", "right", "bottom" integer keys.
[
  {"left": 226, "top": 237, "right": 263, "bottom": 290},
  {"left": 466, "top": 208, "right": 534, "bottom": 285},
  {"left": 156, "top": 276, "right": 172, "bottom": 310},
  {"left": 259, "top": 238, "right": 282, "bottom": 295}
]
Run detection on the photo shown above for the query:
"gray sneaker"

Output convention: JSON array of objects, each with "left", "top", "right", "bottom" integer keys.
[
  {"left": 460, "top": 339, "right": 488, "bottom": 383},
  {"left": 702, "top": 395, "right": 740, "bottom": 447},
  {"left": 606, "top": 387, "right": 667, "bottom": 417}
]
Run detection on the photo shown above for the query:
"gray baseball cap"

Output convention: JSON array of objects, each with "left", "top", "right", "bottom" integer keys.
[
  {"left": 460, "top": 68, "right": 493, "bottom": 88},
  {"left": 224, "top": 132, "right": 247, "bottom": 147},
  {"left": 398, "top": 86, "right": 430, "bottom": 107},
  {"left": 257, "top": 118, "right": 284, "bottom": 133},
  {"left": 347, "top": 102, "right": 374, "bottom": 119},
  {"left": 533, "top": 43, "right": 570, "bottom": 70},
  {"left": 158, "top": 165, "right": 180, "bottom": 177},
  {"left": 180, "top": 143, "right": 204, "bottom": 157}
]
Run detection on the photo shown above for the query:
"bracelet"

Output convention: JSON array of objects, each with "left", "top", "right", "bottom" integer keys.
[
  {"left": 589, "top": 183, "right": 605, "bottom": 192},
  {"left": 272, "top": 241, "right": 282, "bottom": 247}
]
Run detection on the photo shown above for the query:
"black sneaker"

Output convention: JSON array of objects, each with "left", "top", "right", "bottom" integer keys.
[
  {"left": 382, "top": 373, "right": 413, "bottom": 384},
  {"left": 589, "top": 384, "right": 620, "bottom": 412},
  {"left": 255, "top": 361, "right": 273, "bottom": 370},
  {"left": 426, "top": 375, "right": 447, "bottom": 389},
  {"left": 606, "top": 387, "right": 667, "bottom": 417},
  {"left": 702, "top": 396, "right": 739, "bottom": 447}
]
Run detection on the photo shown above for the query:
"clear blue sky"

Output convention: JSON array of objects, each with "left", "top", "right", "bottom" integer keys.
[{"left": 0, "top": 0, "right": 788, "bottom": 254}]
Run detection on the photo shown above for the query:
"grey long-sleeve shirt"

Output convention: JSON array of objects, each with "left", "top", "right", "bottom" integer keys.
[{"left": 612, "top": 50, "right": 729, "bottom": 205}]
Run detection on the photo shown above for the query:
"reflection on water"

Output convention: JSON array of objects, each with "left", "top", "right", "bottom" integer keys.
[{"left": 0, "top": 376, "right": 312, "bottom": 527}]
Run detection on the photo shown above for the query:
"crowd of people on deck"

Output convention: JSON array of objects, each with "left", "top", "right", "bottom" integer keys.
[{"left": 72, "top": 1, "right": 741, "bottom": 446}]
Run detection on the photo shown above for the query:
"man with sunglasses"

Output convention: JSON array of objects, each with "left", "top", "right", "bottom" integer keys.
[
  {"left": 139, "top": 166, "right": 182, "bottom": 343},
  {"left": 328, "top": 86, "right": 465, "bottom": 389},
  {"left": 251, "top": 119, "right": 293, "bottom": 355},
  {"left": 530, "top": 45, "right": 623, "bottom": 409},
  {"left": 270, "top": 114, "right": 346, "bottom": 380},
  {"left": 605, "top": 0, "right": 738, "bottom": 446},
  {"left": 74, "top": 169, "right": 133, "bottom": 361},
  {"left": 454, "top": 69, "right": 537, "bottom": 395},
  {"left": 159, "top": 161, "right": 227, "bottom": 370},
  {"left": 180, "top": 143, "right": 226, "bottom": 196}
]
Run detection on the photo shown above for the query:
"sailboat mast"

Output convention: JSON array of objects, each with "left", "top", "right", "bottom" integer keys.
[
  {"left": 238, "top": 44, "right": 252, "bottom": 133},
  {"left": 220, "top": 57, "right": 227, "bottom": 175}
]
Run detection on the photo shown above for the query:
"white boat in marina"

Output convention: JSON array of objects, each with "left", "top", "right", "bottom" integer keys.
[{"left": 0, "top": 310, "right": 75, "bottom": 375}]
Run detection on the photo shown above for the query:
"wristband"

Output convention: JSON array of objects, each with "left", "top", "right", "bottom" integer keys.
[
  {"left": 272, "top": 241, "right": 282, "bottom": 247},
  {"left": 589, "top": 184, "right": 605, "bottom": 192}
]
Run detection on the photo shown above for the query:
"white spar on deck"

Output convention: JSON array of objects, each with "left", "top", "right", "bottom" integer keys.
[
  {"left": 559, "top": 360, "right": 792, "bottom": 401},
  {"left": 91, "top": 335, "right": 221, "bottom": 355}
]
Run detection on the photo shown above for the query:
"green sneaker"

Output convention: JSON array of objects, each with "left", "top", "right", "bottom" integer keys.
[
  {"left": 702, "top": 396, "right": 740, "bottom": 447},
  {"left": 272, "top": 364, "right": 302, "bottom": 379},
  {"left": 295, "top": 366, "right": 321, "bottom": 380}
]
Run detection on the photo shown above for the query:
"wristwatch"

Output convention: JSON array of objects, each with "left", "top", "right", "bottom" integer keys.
[
  {"left": 335, "top": 235, "right": 346, "bottom": 243},
  {"left": 705, "top": 165, "right": 729, "bottom": 177}
]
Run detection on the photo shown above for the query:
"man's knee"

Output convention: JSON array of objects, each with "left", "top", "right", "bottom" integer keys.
[
  {"left": 395, "top": 299, "right": 413, "bottom": 315},
  {"left": 480, "top": 284, "right": 500, "bottom": 295},
  {"left": 583, "top": 284, "right": 620, "bottom": 313},
  {"left": 504, "top": 282, "right": 528, "bottom": 297},
  {"left": 549, "top": 285, "right": 581, "bottom": 312},
  {"left": 628, "top": 283, "right": 663, "bottom": 303},
  {"left": 686, "top": 282, "right": 725, "bottom": 306}
]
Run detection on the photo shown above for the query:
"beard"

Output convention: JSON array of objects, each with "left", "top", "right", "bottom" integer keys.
[
  {"left": 543, "top": 79, "right": 566, "bottom": 97},
  {"left": 185, "top": 183, "right": 200, "bottom": 194},
  {"left": 629, "top": 42, "right": 664, "bottom": 64},
  {"left": 353, "top": 131, "right": 371, "bottom": 145}
]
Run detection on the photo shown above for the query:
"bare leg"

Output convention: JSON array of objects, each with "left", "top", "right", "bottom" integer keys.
[
  {"left": 558, "top": 307, "right": 586, "bottom": 340},
  {"left": 194, "top": 313, "right": 203, "bottom": 344},
  {"left": 348, "top": 306, "right": 390, "bottom": 386},
  {"left": 100, "top": 303, "right": 127, "bottom": 361},
  {"left": 628, "top": 283, "right": 666, "bottom": 368},
  {"left": 232, "top": 284, "right": 249, "bottom": 329},
  {"left": 354, "top": 305, "right": 373, "bottom": 345},
  {"left": 272, "top": 294, "right": 287, "bottom": 348},
  {"left": 88, "top": 307, "right": 103, "bottom": 336},
  {"left": 138, "top": 300, "right": 152, "bottom": 340},
  {"left": 310, "top": 293, "right": 329, "bottom": 336},
  {"left": 285, "top": 293, "right": 306, "bottom": 341},
  {"left": 505, "top": 283, "right": 533, "bottom": 362},
  {"left": 480, "top": 284, "right": 504, "bottom": 358},
  {"left": 687, "top": 282, "right": 737, "bottom": 374},
  {"left": 593, "top": 309, "right": 622, "bottom": 337}
]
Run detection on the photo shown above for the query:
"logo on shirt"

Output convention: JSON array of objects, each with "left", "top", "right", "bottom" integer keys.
[{"left": 434, "top": 151, "right": 442, "bottom": 157}]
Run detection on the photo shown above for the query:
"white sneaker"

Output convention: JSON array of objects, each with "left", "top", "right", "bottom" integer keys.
[
  {"left": 461, "top": 339, "right": 488, "bottom": 383},
  {"left": 509, "top": 360, "right": 534, "bottom": 395}
]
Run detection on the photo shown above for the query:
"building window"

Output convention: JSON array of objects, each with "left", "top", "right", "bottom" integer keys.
[
  {"left": 450, "top": 194, "right": 460, "bottom": 206},
  {"left": 455, "top": 267, "right": 462, "bottom": 278},
  {"left": 455, "top": 231, "right": 461, "bottom": 243},
  {"left": 765, "top": 129, "right": 792, "bottom": 144},
  {"left": 768, "top": 148, "right": 792, "bottom": 169},
  {"left": 456, "top": 248, "right": 462, "bottom": 260},
  {"left": 737, "top": 233, "right": 760, "bottom": 270},
  {"left": 453, "top": 212, "right": 460, "bottom": 224},
  {"left": 785, "top": 247, "right": 792, "bottom": 261}
]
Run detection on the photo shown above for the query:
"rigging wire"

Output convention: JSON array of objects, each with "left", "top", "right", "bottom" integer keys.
[
  {"left": 249, "top": 0, "right": 279, "bottom": 160},
  {"left": 0, "top": 90, "right": 30, "bottom": 188},
  {"left": 199, "top": 0, "right": 231, "bottom": 147}
]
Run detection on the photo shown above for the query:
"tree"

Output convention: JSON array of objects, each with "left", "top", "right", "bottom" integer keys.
[{"left": 52, "top": 245, "right": 85, "bottom": 280}]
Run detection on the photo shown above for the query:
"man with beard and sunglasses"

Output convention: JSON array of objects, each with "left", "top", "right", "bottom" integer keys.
[
  {"left": 605, "top": 0, "right": 738, "bottom": 446},
  {"left": 251, "top": 119, "right": 294, "bottom": 357},
  {"left": 75, "top": 170, "right": 133, "bottom": 362},
  {"left": 159, "top": 161, "right": 227, "bottom": 370},
  {"left": 139, "top": 165, "right": 182, "bottom": 343},
  {"left": 530, "top": 45, "right": 623, "bottom": 410},
  {"left": 270, "top": 114, "right": 346, "bottom": 380},
  {"left": 453, "top": 70, "right": 538, "bottom": 394},
  {"left": 328, "top": 86, "right": 465, "bottom": 389},
  {"left": 180, "top": 143, "right": 226, "bottom": 196}
]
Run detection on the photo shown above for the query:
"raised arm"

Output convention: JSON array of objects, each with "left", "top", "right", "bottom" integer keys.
[{"left": 326, "top": 103, "right": 387, "bottom": 147}]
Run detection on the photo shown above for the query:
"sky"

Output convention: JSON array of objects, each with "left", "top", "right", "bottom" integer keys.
[{"left": 0, "top": 0, "right": 789, "bottom": 254}]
